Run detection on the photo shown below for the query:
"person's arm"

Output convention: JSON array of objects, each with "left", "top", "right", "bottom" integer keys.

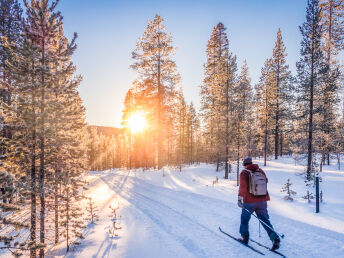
[
  {"left": 238, "top": 171, "right": 248, "bottom": 197},
  {"left": 238, "top": 171, "right": 248, "bottom": 207}
]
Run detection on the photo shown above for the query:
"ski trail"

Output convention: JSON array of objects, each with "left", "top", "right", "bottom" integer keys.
[
  {"left": 100, "top": 171, "right": 344, "bottom": 258},
  {"left": 100, "top": 173, "right": 262, "bottom": 258}
]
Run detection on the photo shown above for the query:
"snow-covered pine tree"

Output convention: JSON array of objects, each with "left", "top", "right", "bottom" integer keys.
[
  {"left": 200, "top": 22, "right": 237, "bottom": 177},
  {"left": 59, "top": 170, "right": 86, "bottom": 252},
  {"left": 318, "top": 0, "right": 343, "bottom": 166},
  {"left": 86, "top": 197, "right": 98, "bottom": 224},
  {"left": 334, "top": 115, "right": 344, "bottom": 169},
  {"left": 270, "top": 29, "right": 294, "bottom": 159},
  {"left": 0, "top": 0, "right": 22, "bottom": 152},
  {"left": 131, "top": 15, "right": 180, "bottom": 169},
  {"left": 49, "top": 54, "right": 85, "bottom": 245},
  {"left": 281, "top": 179, "right": 297, "bottom": 201},
  {"left": 57, "top": 90, "right": 87, "bottom": 250},
  {"left": 2, "top": 1, "right": 86, "bottom": 255},
  {"left": 232, "top": 61, "right": 253, "bottom": 184},
  {"left": 176, "top": 90, "right": 187, "bottom": 171},
  {"left": 186, "top": 102, "right": 199, "bottom": 164},
  {"left": 2, "top": 12, "right": 42, "bottom": 257},
  {"left": 20, "top": 1, "right": 63, "bottom": 255},
  {"left": 296, "top": 0, "right": 327, "bottom": 180},
  {"left": 108, "top": 205, "right": 121, "bottom": 238},
  {"left": 303, "top": 190, "right": 315, "bottom": 202},
  {"left": 255, "top": 58, "right": 275, "bottom": 166}
]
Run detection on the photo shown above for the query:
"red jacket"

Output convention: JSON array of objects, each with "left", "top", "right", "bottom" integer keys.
[{"left": 238, "top": 164, "right": 270, "bottom": 203}]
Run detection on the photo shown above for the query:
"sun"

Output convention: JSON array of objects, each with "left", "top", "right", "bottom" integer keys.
[{"left": 127, "top": 112, "right": 146, "bottom": 133}]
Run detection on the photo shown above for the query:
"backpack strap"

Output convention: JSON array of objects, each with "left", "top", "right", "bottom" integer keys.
[{"left": 243, "top": 169, "right": 253, "bottom": 174}]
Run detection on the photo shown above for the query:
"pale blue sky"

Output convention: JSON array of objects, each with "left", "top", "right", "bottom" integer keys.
[{"left": 54, "top": 0, "right": 307, "bottom": 127}]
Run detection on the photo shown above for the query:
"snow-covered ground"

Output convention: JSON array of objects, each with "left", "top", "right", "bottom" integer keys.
[{"left": 37, "top": 157, "right": 344, "bottom": 257}]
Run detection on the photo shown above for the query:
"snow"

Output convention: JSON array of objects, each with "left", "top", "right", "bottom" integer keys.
[{"left": 3, "top": 156, "right": 344, "bottom": 257}]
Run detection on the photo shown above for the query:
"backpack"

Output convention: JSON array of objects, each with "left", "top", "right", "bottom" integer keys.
[{"left": 244, "top": 169, "right": 267, "bottom": 196}]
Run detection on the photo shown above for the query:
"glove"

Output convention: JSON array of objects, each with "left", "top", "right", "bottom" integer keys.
[{"left": 238, "top": 196, "right": 243, "bottom": 208}]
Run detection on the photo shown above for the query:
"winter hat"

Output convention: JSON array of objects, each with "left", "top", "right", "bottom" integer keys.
[{"left": 243, "top": 157, "right": 252, "bottom": 166}]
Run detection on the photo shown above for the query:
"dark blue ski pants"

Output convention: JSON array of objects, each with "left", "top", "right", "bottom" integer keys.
[{"left": 240, "top": 201, "right": 278, "bottom": 241}]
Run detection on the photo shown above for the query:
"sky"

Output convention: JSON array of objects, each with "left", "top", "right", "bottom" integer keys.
[{"left": 52, "top": 0, "right": 308, "bottom": 127}]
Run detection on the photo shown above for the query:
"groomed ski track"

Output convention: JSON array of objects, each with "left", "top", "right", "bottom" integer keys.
[{"left": 47, "top": 165, "right": 344, "bottom": 258}]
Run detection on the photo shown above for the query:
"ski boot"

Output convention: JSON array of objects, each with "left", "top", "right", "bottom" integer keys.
[
  {"left": 272, "top": 237, "right": 280, "bottom": 251},
  {"left": 238, "top": 235, "right": 249, "bottom": 245}
]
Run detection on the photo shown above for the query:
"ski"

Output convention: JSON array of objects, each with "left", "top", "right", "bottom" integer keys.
[
  {"left": 218, "top": 227, "right": 265, "bottom": 256},
  {"left": 250, "top": 238, "right": 286, "bottom": 258}
]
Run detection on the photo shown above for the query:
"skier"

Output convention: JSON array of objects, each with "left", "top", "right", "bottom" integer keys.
[{"left": 237, "top": 157, "right": 280, "bottom": 250}]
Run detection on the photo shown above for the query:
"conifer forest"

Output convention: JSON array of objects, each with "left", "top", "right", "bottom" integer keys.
[{"left": 0, "top": 0, "right": 344, "bottom": 257}]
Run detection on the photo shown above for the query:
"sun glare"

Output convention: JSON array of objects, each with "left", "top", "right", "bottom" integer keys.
[{"left": 127, "top": 112, "right": 146, "bottom": 133}]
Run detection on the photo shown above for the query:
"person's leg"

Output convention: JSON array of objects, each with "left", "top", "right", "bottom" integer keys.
[
  {"left": 255, "top": 202, "right": 279, "bottom": 241},
  {"left": 240, "top": 203, "right": 254, "bottom": 238}
]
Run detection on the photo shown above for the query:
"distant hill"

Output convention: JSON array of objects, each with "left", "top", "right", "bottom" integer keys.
[{"left": 88, "top": 125, "right": 121, "bottom": 138}]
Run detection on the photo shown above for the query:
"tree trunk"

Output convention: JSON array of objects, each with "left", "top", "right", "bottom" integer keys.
[
  {"left": 225, "top": 60, "right": 230, "bottom": 179},
  {"left": 236, "top": 141, "right": 240, "bottom": 186},
  {"left": 157, "top": 26, "right": 163, "bottom": 169},
  {"left": 274, "top": 69, "right": 280, "bottom": 160},
  {"left": 29, "top": 64, "right": 37, "bottom": 258},
  {"left": 306, "top": 50, "right": 314, "bottom": 180},
  {"left": 264, "top": 79, "right": 268, "bottom": 166},
  {"left": 30, "top": 130, "right": 37, "bottom": 258},
  {"left": 39, "top": 34, "right": 46, "bottom": 258},
  {"left": 66, "top": 187, "right": 70, "bottom": 252},
  {"left": 264, "top": 122, "right": 268, "bottom": 166},
  {"left": 54, "top": 172, "right": 59, "bottom": 244}
]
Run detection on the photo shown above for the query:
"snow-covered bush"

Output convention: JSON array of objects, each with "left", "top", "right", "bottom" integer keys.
[
  {"left": 281, "top": 179, "right": 297, "bottom": 201},
  {"left": 86, "top": 196, "right": 99, "bottom": 224},
  {"left": 109, "top": 205, "right": 121, "bottom": 237},
  {"left": 302, "top": 190, "right": 314, "bottom": 203}
]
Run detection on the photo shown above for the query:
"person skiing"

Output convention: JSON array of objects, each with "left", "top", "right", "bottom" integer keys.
[{"left": 237, "top": 157, "right": 280, "bottom": 250}]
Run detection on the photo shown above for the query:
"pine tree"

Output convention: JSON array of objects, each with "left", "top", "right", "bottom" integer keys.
[
  {"left": 0, "top": 1, "right": 22, "bottom": 144},
  {"left": 176, "top": 90, "right": 187, "bottom": 171},
  {"left": 2, "top": 1, "right": 86, "bottom": 255},
  {"left": 232, "top": 60, "right": 253, "bottom": 185},
  {"left": 2, "top": 15, "right": 41, "bottom": 257},
  {"left": 296, "top": 0, "right": 327, "bottom": 179},
  {"left": 255, "top": 58, "right": 275, "bottom": 166},
  {"left": 59, "top": 170, "right": 86, "bottom": 252},
  {"left": 200, "top": 22, "right": 237, "bottom": 177},
  {"left": 86, "top": 196, "right": 98, "bottom": 224},
  {"left": 281, "top": 179, "right": 297, "bottom": 201},
  {"left": 270, "top": 29, "right": 294, "bottom": 159},
  {"left": 131, "top": 15, "right": 180, "bottom": 169},
  {"left": 318, "top": 0, "right": 343, "bottom": 165},
  {"left": 186, "top": 102, "right": 199, "bottom": 164}
]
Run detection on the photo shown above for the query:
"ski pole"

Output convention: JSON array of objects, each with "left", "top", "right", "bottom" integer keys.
[{"left": 242, "top": 207, "right": 285, "bottom": 239}]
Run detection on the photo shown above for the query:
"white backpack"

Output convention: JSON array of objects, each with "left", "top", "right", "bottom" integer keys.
[{"left": 244, "top": 169, "right": 267, "bottom": 196}]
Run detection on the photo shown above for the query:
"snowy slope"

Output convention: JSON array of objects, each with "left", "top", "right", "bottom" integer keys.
[{"left": 45, "top": 157, "right": 344, "bottom": 257}]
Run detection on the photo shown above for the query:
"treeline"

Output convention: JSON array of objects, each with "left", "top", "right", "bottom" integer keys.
[
  {"left": 201, "top": 0, "right": 344, "bottom": 180},
  {"left": 0, "top": 0, "right": 88, "bottom": 257},
  {"left": 117, "top": 0, "right": 344, "bottom": 178}
]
